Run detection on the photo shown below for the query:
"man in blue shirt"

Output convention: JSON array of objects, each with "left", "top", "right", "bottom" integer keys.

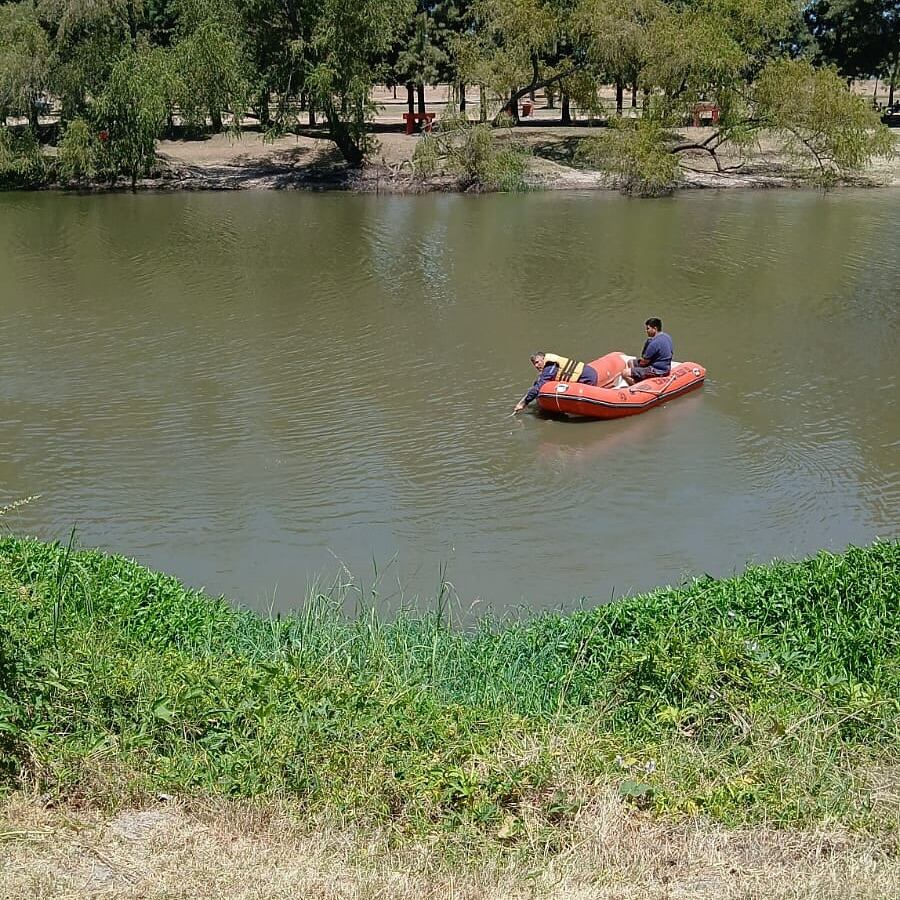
[
  {"left": 514, "top": 352, "right": 598, "bottom": 413},
  {"left": 624, "top": 318, "right": 673, "bottom": 384}
]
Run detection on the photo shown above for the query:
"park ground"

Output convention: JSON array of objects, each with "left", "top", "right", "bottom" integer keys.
[{"left": 144, "top": 84, "right": 900, "bottom": 192}]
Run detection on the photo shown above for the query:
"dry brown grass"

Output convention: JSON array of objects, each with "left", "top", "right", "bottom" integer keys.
[{"left": 1, "top": 792, "right": 897, "bottom": 900}]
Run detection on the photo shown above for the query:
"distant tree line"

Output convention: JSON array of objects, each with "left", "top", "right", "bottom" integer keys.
[{"left": 0, "top": 0, "right": 895, "bottom": 189}]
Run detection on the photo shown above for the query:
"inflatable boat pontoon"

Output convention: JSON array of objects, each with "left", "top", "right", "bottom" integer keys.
[{"left": 536, "top": 351, "right": 706, "bottom": 420}]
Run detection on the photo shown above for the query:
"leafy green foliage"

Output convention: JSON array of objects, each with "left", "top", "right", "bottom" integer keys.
[
  {"left": 0, "top": 1, "right": 51, "bottom": 127},
  {"left": 236, "top": 0, "right": 305, "bottom": 128},
  {"left": 0, "top": 616, "right": 22, "bottom": 778},
  {"left": 577, "top": 116, "right": 679, "bottom": 194},
  {"left": 0, "top": 124, "right": 48, "bottom": 186},
  {"left": 47, "top": 23, "right": 122, "bottom": 123},
  {"left": 806, "top": 1, "right": 900, "bottom": 100},
  {"left": 308, "top": 0, "right": 415, "bottom": 165},
  {"left": 57, "top": 116, "right": 98, "bottom": 182},
  {"left": 755, "top": 58, "right": 895, "bottom": 177},
  {"left": 172, "top": 0, "right": 250, "bottom": 132},
  {"left": 414, "top": 117, "right": 529, "bottom": 190},
  {"left": 390, "top": 2, "right": 464, "bottom": 90},
  {"left": 458, "top": 0, "right": 577, "bottom": 122},
  {"left": 576, "top": 0, "right": 663, "bottom": 98},
  {"left": 1, "top": 536, "right": 897, "bottom": 838},
  {"left": 95, "top": 47, "right": 170, "bottom": 187},
  {"left": 572, "top": 0, "right": 881, "bottom": 189}
]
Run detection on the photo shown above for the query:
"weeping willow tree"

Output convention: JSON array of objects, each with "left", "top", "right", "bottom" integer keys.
[
  {"left": 575, "top": 0, "right": 662, "bottom": 115},
  {"left": 171, "top": 0, "right": 250, "bottom": 132},
  {"left": 307, "top": 0, "right": 414, "bottom": 165},
  {"left": 458, "top": 0, "right": 585, "bottom": 124},
  {"left": 753, "top": 58, "right": 895, "bottom": 181},
  {"left": 94, "top": 46, "right": 170, "bottom": 190},
  {"left": 575, "top": 0, "right": 894, "bottom": 194},
  {"left": 0, "top": 1, "right": 51, "bottom": 129}
]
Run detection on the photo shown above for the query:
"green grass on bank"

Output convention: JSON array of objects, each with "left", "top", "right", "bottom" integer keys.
[{"left": 0, "top": 536, "right": 897, "bottom": 842}]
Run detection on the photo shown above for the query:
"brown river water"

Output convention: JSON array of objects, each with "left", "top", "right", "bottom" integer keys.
[{"left": 2, "top": 189, "right": 898, "bottom": 616}]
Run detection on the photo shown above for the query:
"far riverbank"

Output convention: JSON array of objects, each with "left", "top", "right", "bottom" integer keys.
[
  {"left": 8, "top": 81, "right": 898, "bottom": 194},
  {"left": 124, "top": 123, "right": 900, "bottom": 193}
]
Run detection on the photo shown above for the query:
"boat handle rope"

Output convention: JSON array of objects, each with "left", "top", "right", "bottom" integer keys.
[{"left": 628, "top": 372, "right": 678, "bottom": 397}]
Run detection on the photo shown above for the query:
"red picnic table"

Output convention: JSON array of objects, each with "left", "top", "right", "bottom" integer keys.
[{"left": 403, "top": 112, "right": 435, "bottom": 134}]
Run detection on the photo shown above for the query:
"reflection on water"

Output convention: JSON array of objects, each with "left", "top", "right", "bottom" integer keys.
[{"left": 1, "top": 189, "right": 898, "bottom": 614}]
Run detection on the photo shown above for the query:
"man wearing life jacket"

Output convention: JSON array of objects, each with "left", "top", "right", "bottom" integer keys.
[
  {"left": 513, "top": 352, "right": 599, "bottom": 413},
  {"left": 623, "top": 318, "right": 673, "bottom": 385}
]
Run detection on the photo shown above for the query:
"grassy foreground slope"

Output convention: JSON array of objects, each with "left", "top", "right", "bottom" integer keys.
[{"left": 0, "top": 536, "right": 897, "bottom": 842}]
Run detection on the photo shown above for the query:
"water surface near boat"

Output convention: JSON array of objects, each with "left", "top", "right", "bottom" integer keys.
[{"left": 1, "top": 189, "right": 898, "bottom": 615}]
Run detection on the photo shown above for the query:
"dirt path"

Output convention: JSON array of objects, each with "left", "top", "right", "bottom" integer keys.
[{"left": 2, "top": 794, "right": 897, "bottom": 899}]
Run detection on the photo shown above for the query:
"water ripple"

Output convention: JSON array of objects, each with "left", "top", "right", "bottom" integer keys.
[{"left": 2, "top": 189, "right": 898, "bottom": 612}]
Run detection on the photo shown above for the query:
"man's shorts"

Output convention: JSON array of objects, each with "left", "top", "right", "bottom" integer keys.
[{"left": 631, "top": 365, "right": 667, "bottom": 382}]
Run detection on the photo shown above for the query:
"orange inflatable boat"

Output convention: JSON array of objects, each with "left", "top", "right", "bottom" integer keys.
[{"left": 536, "top": 351, "right": 706, "bottom": 419}]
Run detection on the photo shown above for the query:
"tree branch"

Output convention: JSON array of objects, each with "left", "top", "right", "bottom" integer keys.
[
  {"left": 493, "top": 61, "right": 586, "bottom": 125},
  {"left": 671, "top": 140, "right": 723, "bottom": 172}
]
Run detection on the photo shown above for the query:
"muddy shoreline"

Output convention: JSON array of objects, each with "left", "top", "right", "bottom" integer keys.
[
  {"left": 16, "top": 122, "right": 899, "bottom": 194},
  {"left": 47, "top": 158, "right": 898, "bottom": 194},
  {"left": 7, "top": 79, "right": 899, "bottom": 195}
]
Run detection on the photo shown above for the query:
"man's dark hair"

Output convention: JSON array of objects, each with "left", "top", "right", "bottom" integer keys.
[{"left": 645, "top": 318, "right": 663, "bottom": 330}]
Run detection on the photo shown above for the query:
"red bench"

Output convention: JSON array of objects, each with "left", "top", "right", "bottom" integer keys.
[
  {"left": 402, "top": 112, "right": 435, "bottom": 134},
  {"left": 691, "top": 103, "right": 720, "bottom": 127}
]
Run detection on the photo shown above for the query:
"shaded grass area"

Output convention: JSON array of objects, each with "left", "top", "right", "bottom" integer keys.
[
  {"left": 0, "top": 537, "right": 897, "bottom": 843},
  {"left": 527, "top": 135, "right": 594, "bottom": 167}
]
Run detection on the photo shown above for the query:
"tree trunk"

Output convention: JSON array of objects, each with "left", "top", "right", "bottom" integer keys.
[
  {"left": 324, "top": 105, "right": 364, "bottom": 166},
  {"left": 258, "top": 90, "right": 270, "bottom": 127},
  {"left": 507, "top": 89, "right": 520, "bottom": 123},
  {"left": 415, "top": 83, "right": 426, "bottom": 133},
  {"left": 631, "top": 84, "right": 637, "bottom": 108},
  {"left": 547, "top": 86, "right": 556, "bottom": 109},
  {"left": 407, "top": 83, "right": 415, "bottom": 116},
  {"left": 127, "top": 1, "right": 138, "bottom": 46},
  {"left": 493, "top": 60, "right": 585, "bottom": 126},
  {"left": 479, "top": 85, "right": 486, "bottom": 123},
  {"left": 211, "top": 108, "right": 223, "bottom": 132},
  {"left": 561, "top": 93, "right": 571, "bottom": 125},
  {"left": 459, "top": 82, "right": 466, "bottom": 113},
  {"left": 889, "top": 56, "right": 898, "bottom": 108},
  {"left": 393, "top": 85, "right": 397, "bottom": 99},
  {"left": 616, "top": 79, "right": 624, "bottom": 116},
  {"left": 27, "top": 102, "right": 39, "bottom": 132}
]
